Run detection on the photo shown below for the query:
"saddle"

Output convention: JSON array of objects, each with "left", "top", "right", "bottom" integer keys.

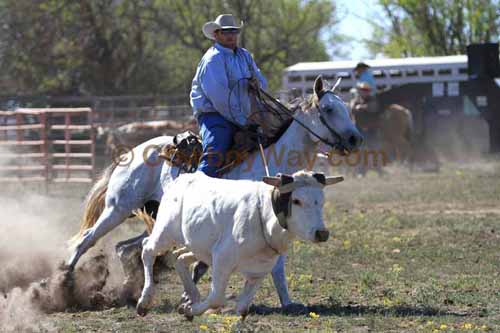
[
  {"left": 159, "top": 126, "right": 270, "bottom": 176},
  {"left": 159, "top": 130, "right": 202, "bottom": 173}
]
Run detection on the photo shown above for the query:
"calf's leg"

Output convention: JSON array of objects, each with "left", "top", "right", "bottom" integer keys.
[
  {"left": 236, "top": 277, "right": 264, "bottom": 319},
  {"left": 175, "top": 252, "right": 201, "bottom": 305},
  {"left": 271, "top": 254, "right": 305, "bottom": 312},
  {"left": 136, "top": 232, "right": 174, "bottom": 316},
  {"left": 185, "top": 250, "right": 235, "bottom": 318}
]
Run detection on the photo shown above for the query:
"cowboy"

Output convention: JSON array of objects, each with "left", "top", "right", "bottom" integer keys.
[
  {"left": 350, "top": 82, "right": 383, "bottom": 176},
  {"left": 354, "top": 62, "right": 376, "bottom": 96},
  {"left": 190, "top": 14, "right": 267, "bottom": 178},
  {"left": 350, "top": 82, "right": 381, "bottom": 132}
]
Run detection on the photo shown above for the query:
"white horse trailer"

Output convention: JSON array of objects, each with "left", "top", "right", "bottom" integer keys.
[{"left": 281, "top": 55, "right": 468, "bottom": 101}]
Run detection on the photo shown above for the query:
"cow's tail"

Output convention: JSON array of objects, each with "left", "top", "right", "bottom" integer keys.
[
  {"left": 133, "top": 208, "right": 155, "bottom": 234},
  {"left": 69, "top": 162, "right": 118, "bottom": 247}
]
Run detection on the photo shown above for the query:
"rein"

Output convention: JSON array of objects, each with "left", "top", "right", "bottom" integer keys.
[
  {"left": 226, "top": 76, "right": 347, "bottom": 154},
  {"left": 255, "top": 87, "right": 345, "bottom": 151}
]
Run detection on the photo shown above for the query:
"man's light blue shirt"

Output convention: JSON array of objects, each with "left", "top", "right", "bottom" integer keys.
[
  {"left": 190, "top": 42, "right": 267, "bottom": 126},
  {"left": 358, "top": 70, "right": 377, "bottom": 96}
]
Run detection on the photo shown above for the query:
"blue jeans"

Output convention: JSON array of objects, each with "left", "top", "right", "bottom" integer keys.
[{"left": 197, "top": 113, "right": 236, "bottom": 177}]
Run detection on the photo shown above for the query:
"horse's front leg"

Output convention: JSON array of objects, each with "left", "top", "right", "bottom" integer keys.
[{"left": 116, "top": 231, "right": 149, "bottom": 303}]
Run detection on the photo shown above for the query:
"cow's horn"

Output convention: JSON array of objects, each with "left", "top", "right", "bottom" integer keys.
[
  {"left": 262, "top": 176, "right": 281, "bottom": 187},
  {"left": 325, "top": 175, "right": 344, "bottom": 186}
]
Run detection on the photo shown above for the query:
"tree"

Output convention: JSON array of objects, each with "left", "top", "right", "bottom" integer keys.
[
  {"left": 0, "top": 0, "right": 342, "bottom": 96},
  {"left": 146, "top": 0, "right": 339, "bottom": 91},
  {"left": 366, "top": 0, "right": 500, "bottom": 57}
]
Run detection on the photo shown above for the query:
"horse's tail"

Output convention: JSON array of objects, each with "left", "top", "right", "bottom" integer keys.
[
  {"left": 133, "top": 208, "right": 155, "bottom": 234},
  {"left": 69, "top": 162, "right": 118, "bottom": 246},
  {"left": 405, "top": 107, "right": 414, "bottom": 142}
]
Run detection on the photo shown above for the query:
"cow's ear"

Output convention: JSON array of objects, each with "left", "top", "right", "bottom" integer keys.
[
  {"left": 262, "top": 176, "right": 281, "bottom": 187},
  {"left": 312, "top": 172, "right": 326, "bottom": 185},
  {"left": 325, "top": 175, "right": 344, "bottom": 186},
  {"left": 278, "top": 173, "right": 294, "bottom": 186}
]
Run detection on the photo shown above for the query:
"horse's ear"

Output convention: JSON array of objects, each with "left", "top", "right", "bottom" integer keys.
[
  {"left": 331, "top": 77, "right": 342, "bottom": 93},
  {"left": 262, "top": 176, "right": 281, "bottom": 187},
  {"left": 324, "top": 175, "right": 344, "bottom": 186},
  {"left": 314, "top": 75, "right": 324, "bottom": 97}
]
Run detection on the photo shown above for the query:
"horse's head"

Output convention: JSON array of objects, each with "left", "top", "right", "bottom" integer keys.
[{"left": 309, "top": 76, "right": 363, "bottom": 154}]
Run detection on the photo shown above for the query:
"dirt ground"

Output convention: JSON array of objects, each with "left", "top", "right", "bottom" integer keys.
[{"left": 1, "top": 158, "right": 499, "bottom": 332}]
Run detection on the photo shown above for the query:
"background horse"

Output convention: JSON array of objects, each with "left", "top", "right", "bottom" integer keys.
[
  {"left": 98, "top": 118, "right": 198, "bottom": 155},
  {"left": 67, "top": 76, "right": 363, "bottom": 310},
  {"left": 352, "top": 102, "right": 413, "bottom": 175},
  {"left": 380, "top": 104, "right": 414, "bottom": 163}
]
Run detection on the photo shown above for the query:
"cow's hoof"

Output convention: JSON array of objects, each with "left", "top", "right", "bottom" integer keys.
[
  {"left": 136, "top": 304, "right": 148, "bottom": 317},
  {"left": 282, "top": 302, "right": 307, "bottom": 314}
]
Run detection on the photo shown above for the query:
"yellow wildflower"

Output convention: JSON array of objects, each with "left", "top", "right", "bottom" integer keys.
[
  {"left": 343, "top": 240, "right": 351, "bottom": 249},
  {"left": 199, "top": 324, "right": 209, "bottom": 331},
  {"left": 309, "top": 311, "right": 320, "bottom": 319},
  {"left": 390, "top": 264, "right": 403, "bottom": 273},
  {"left": 462, "top": 323, "right": 473, "bottom": 329},
  {"left": 383, "top": 298, "right": 393, "bottom": 306},
  {"left": 439, "top": 324, "right": 447, "bottom": 330}
]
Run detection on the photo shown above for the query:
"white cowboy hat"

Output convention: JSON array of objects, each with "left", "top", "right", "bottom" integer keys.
[{"left": 202, "top": 14, "right": 243, "bottom": 40}]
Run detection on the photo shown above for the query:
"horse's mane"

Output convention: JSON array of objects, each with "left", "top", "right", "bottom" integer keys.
[{"left": 287, "top": 94, "right": 318, "bottom": 114}]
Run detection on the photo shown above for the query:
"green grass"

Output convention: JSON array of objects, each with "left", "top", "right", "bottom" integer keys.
[{"left": 48, "top": 161, "right": 500, "bottom": 332}]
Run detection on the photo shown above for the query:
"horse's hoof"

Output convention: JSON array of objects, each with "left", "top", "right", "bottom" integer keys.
[
  {"left": 180, "top": 292, "right": 190, "bottom": 304},
  {"left": 177, "top": 303, "right": 185, "bottom": 315},
  {"left": 59, "top": 261, "right": 74, "bottom": 272},
  {"left": 136, "top": 304, "right": 148, "bottom": 317},
  {"left": 182, "top": 304, "right": 194, "bottom": 321},
  {"left": 282, "top": 302, "right": 307, "bottom": 314},
  {"left": 240, "top": 310, "right": 248, "bottom": 321}
]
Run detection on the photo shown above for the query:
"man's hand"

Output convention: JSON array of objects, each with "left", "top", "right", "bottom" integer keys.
[
  {"left": 248, "top": 76, "right": 260, "bottom": 92},
  {"left": 354, "top": 104, "right": 368, "bottom": 112}
]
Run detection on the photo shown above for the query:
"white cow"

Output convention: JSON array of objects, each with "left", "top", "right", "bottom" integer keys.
[{"left": 136, "top": 170, "right": 343, "bottom": 318}]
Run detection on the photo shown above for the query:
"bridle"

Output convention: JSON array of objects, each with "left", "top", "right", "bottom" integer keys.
[{"left": 255, "top": 87, "right": 347, "bottom": 152}]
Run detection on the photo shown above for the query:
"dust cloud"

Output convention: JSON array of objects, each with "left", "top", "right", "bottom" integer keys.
[{"left": 0, "top": 185, "right": 136, "bottom": 331}]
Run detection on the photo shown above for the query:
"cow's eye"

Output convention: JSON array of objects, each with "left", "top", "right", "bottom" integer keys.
[{"left": 292, "top": 199, "right": 302, "bottom": 206}]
